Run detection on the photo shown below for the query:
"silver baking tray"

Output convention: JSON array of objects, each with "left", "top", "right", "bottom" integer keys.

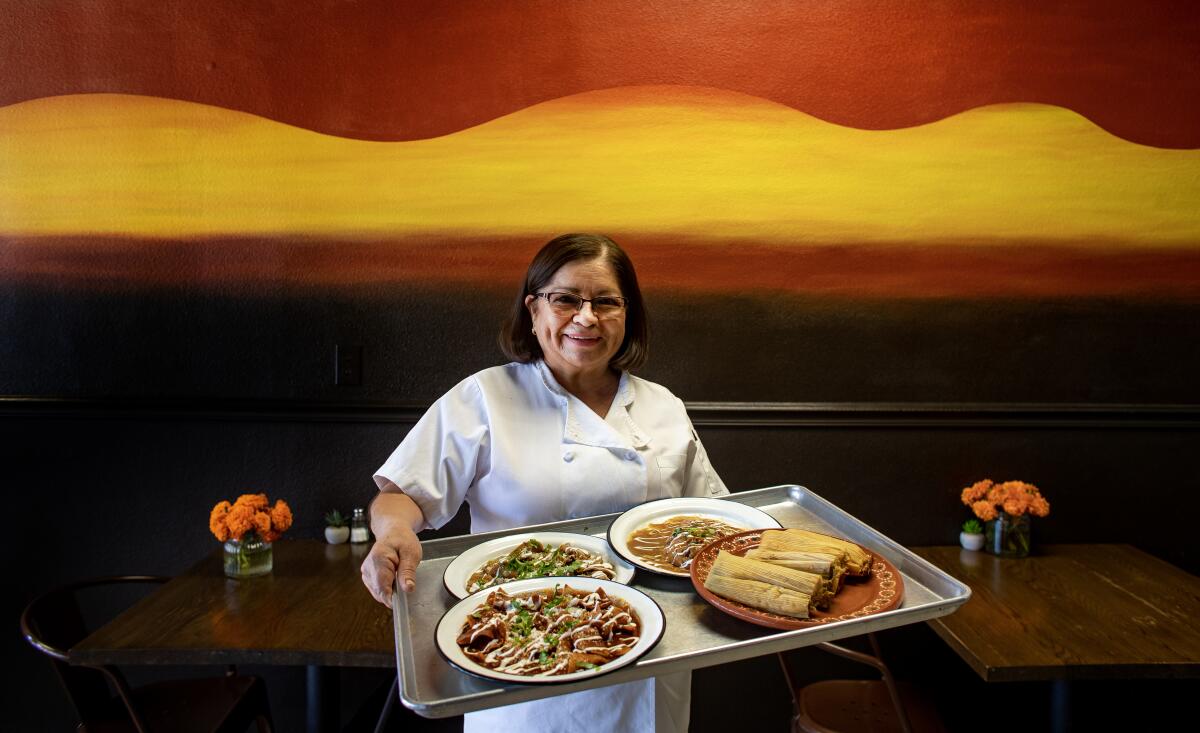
[{"left": 392, "top": 484, "right": 970, "bottom": 718}]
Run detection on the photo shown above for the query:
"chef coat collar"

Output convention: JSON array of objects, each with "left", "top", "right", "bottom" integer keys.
[{"left": 535, "top": 360, "right": 650, "bottom": 449}]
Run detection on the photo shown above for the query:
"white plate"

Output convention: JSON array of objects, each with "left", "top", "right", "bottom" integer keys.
[
  {"left": 442, "top": 531, "right": 637, "bottom": 600},
  {"left": 606, "top": 497, "right": 784, "bottom": 577},
  {"left": 435, "top": 577, "right": 665, "bottom": 685}
]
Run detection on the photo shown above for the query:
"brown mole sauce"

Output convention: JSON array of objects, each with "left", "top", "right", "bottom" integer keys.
[{"left": 626, "top": 515, "right": 744, "bottom": 572}]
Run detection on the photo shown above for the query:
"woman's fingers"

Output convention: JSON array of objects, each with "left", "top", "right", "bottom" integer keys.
[
  {"left": 397, "top": 554, "right": 418, "bottom": 593},
  {"left": 361, "top": 532, "right": 423, "bottom": 607},
  {"left": 362, "top": 544, "right": 400, "bottom": 608},
  {"left": 396, "top": 532, "right": 423, "bottom": 594}
]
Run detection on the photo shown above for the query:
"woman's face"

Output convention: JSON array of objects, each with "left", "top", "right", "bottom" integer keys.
[{"left": 524, "top": 257, "right": 627, "bottom": 383}]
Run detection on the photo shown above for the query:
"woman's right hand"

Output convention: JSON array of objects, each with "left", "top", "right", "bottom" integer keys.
[
  {"left": 360, "top": 491, "right": 428, "bottom": 608},
  {"left": 362, "top": 527, "right": 422, "bottom": 608}
]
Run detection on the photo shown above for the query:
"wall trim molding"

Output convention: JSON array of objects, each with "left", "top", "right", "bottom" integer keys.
[{"left": 2, "top": 396, "right": 1197, "bottom": 429}]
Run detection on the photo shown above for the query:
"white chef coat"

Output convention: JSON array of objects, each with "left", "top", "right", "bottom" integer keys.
[{"left": 374, "top": 359, "right": 728, "bottom": 733}]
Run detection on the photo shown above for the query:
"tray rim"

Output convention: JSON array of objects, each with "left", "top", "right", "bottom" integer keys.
[{"left": 393, "top": 484, "right": 972, "bottom": 717}]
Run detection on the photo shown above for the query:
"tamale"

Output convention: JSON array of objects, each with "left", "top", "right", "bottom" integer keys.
[
  {"left": 742, "top": 548, "right": 845, "bottom": 594},
  {"left": 710, "top": 550, "right": 833, "bottom": 609},
  {"left": 703, "top": 573, "right": 812, "bottom": 618},
  {"left": 758, "top": 529, "right": 873, "bottom": 576},
  {"left": 743, "top": 549, "right": 834, "bottom": 575}
]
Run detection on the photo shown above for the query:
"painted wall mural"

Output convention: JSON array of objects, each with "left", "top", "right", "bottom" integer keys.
[{"left": 1, "top": 1, "right": 1198, "bottom": 403}]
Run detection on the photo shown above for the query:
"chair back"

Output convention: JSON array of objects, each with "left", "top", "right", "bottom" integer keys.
[{"left": 21, "top": 576, "right": 168, "bottom": 727}]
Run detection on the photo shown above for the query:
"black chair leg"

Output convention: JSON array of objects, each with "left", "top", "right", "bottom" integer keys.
[{"left": 373, "top": 675, "right": 398, "bottom": 733}]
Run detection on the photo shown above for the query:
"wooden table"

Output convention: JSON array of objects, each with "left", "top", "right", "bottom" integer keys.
[
  {"left": 72, "top": 540, "right": 393, "bottom": 732},
  {"left": 912, "top": 544, "right": 1200, "bottom": 730}
]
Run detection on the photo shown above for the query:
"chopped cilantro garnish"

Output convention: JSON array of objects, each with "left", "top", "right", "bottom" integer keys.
[{"left": 512, "top": 608, "right": 533, "bottom": 637}]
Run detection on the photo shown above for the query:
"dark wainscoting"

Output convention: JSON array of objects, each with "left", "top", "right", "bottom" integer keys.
[{"left": 7, "top": 398, "right": 1197, "bottom": 732}]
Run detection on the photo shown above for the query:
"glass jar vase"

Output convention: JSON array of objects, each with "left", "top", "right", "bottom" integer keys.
[
  {"left": 223, "top": 533, "right": 273, "bottom": 578},
  {"left": 985, "top": 512, "right": 1031, "bottom": 558}
]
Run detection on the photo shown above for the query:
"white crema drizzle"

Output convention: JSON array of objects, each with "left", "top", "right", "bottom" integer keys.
[{"left": 456, "top": 586, "right": 641, "bottom": 677}]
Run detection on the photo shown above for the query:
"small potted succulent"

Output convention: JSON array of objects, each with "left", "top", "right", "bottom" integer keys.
[
  {"left": 324, "top": 509, "right": 350, "bottom": 544},
  {"left": 959, "top": 518, "right": 985, "bottom": 551}
]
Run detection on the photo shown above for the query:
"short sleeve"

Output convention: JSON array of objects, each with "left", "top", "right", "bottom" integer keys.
[{"left": 373, "top": 376, "right": 490, "bottom": 530}]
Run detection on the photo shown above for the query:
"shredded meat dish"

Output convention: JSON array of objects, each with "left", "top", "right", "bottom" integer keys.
[
  {"left": 455, "top": 584, "right": 641, "bottom": 676},
  {"left": 466, "top": 539, "right": 617, "bottom": 594}
]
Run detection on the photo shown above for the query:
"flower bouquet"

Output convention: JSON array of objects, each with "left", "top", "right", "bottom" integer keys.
[
  {"left": 210, "top": 493, "right": 293, "bottom": 578},
  {"left": 960, "top": 479, "right": 1050, "bottom": 558}
]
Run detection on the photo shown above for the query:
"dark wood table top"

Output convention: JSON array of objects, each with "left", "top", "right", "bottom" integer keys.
[
  {"left": 912, "top": 544, "right": 1200, "bottom": 682},
  {"left": 71, "top": 540, "right": 395, "bottom": 668}
]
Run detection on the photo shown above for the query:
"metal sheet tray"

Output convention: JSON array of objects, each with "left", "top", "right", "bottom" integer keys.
[{"left": 392, "top": 484, "right": 970, "bottom": 718}]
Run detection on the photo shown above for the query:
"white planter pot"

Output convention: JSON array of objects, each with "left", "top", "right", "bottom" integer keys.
[
  {"left": 325, "top": 526, "right": 350, "bottom": 544},
  {"left": 959, "top": 531, "right": 985, "bottom": 551}
]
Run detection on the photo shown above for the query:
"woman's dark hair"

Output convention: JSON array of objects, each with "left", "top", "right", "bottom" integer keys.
[{"left": 499, "top": 233, "right": 648, "bottom": 371}]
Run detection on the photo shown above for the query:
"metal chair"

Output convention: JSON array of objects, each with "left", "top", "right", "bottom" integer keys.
[
  {"left": 779, "top": 634, "right": 946, "bottom": 733},
  {"left": 21, "top": 575, "right": 273, "bottom": 733}
]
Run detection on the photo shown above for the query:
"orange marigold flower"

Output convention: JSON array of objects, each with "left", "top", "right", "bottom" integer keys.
[
  {"left": 961, "top": 479, "right": 993, "bottom": 505},
  {"left": 226, "top": 503, "right": 255, "bottom": 540},
  {"left": 986, "top": 484, "right": 1010, "bottom": 504},
  {"left": 209, "top": 501, "right": 231, "bottom": 541},
  {"left": 971, "top": 500, "right": 997, "bottom": 521},
  {"left": 961, "top": 478, "right": 1047, "bottom": 525},
  {"left": 1002, "top": 498, "right": 1026, "bottom": 516},
  {"left": 1009, "top": 481, "right": 1038, "bottom": 498},
  {"left": 235, "top": 493, "right": 269, "bottom": 510},
  {"left": 210, "top": 493, "right": 292, "bottom": 543},
  {"left": 270, "top": 500, "right": 293, "bottom": 532},
  {"left": 253, "top": 511, "right": 272, "bottom": 537}
]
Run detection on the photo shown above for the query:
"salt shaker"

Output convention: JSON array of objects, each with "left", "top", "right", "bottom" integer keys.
[{"left": 350, "top": 507, "right": 370, "bottom": 543}]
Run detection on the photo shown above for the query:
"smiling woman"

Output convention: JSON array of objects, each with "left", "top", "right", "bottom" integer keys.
[
  {"left": 498, "top": 233, "right": 650, "bottom": 416},
  {"left": 364, "top": 232, "right": 728, "bottom": 733},
  {"left": 525, "top": 258, "right": 626, "bottom": 409}
]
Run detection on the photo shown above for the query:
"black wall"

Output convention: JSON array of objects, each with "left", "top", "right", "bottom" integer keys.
[{"left": 6, "top": 282, "right": 1199, "bottom": 730}]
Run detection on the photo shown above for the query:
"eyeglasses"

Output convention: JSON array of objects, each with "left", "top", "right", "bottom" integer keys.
[{"left": 533, "top": 291, "right": 628, "bottom": 317}]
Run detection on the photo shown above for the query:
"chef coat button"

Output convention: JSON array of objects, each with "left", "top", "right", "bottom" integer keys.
[
  {"left": 625, "top": 450, "right": 636, "bottom": 461},
  {"left": 563, "top": 451, "right": 575, "bottom": 463}
]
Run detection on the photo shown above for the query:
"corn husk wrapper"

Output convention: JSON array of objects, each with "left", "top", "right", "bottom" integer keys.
[
  {"left": 710, "top": 550, "right": 833, "bottom": 609},
  {"left": 743, "top": 549, "right": 834, "bottom": 575},
  {"left": 703, "top": 573, "right": 812, "bottom": 618},
  {"left": 742, "top": 549, "right": 846, "bottom": 594},
  {"left": 758, "top": 529, "right": 873, "bottom": 576}
]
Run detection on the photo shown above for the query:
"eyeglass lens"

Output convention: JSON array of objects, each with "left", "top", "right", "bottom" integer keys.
[{"left": 542, "top": 292, "right": 625, "bottom": 315}]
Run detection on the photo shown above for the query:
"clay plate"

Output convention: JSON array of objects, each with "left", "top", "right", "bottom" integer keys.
[{"left": 690, "top": 529, "right": 904, "bottom": 630}]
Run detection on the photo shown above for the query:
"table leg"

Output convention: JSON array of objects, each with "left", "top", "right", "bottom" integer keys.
[
  {"left": 1050, "top": 679, "right": 1070, "bottom": 733},
  {"left": 306, "top": 664, "right": 341, "bottom": 733}
]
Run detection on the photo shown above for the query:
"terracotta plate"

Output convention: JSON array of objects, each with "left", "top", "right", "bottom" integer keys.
[{"left": 690, "top": 529, "right": 904, "bottom": 630}]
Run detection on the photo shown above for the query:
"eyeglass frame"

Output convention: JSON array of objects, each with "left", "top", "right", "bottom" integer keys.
[{"left": 531, "top": 291, "right": 629, "bottom": 317}]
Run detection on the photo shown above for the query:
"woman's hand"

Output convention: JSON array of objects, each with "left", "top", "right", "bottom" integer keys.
[
  {"left": 362, "top": 527, "right": 422, "bottom": 607},
  {"left": 360, "top": 491, "right": 427, "bottom": 608}
]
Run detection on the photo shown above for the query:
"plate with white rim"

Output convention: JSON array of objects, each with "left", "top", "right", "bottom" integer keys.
[
  {"left": 607, "top": 497, "right": 784, "bottom": 577},
  {"left": 435, "top": 577, "right": 665, "bottom": 685},
  {"left": 442, "top": 531, "right": 636, "bottom": 600}
]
